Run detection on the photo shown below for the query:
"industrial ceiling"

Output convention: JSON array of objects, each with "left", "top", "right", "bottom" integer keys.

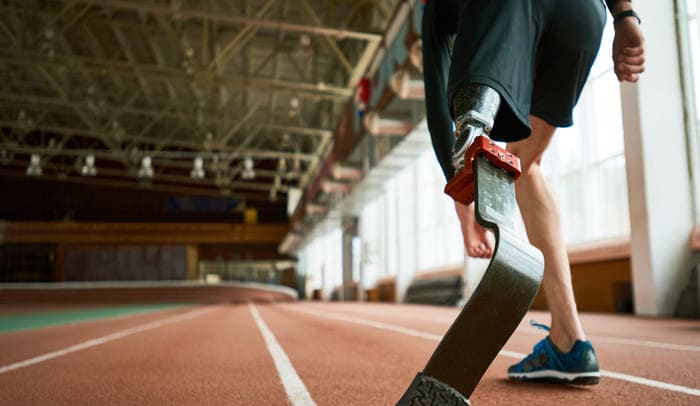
[{"left": 0, "top": 0, "right": 408, "bottom": 209}]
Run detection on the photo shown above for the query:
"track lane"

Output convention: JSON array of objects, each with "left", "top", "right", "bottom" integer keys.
[
  {"left": 256, "top": 303, "right": 432, "bottom": 405},
  {"left": 281, "top": 303, "right": 699, "bottom": 405},
  {"left": 0, "top": 305, "right": 290, "bottom": 406},
  {"left": 1, "top": 302, "right": 698, "bottom": 405},
  {"left": 306, "top": 303, "right": 700, "bottom": 349},
  {"left": 298, "top": 303, "right": 700, "bottom": 388},
  {"left": 0, "top": 305, "right": 200, "bottom": 365}
]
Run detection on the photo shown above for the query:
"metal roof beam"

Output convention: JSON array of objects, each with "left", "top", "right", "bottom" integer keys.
[
  {"left": 0, "top": 48, "right": 353, "bottom": 98},
  {"left": 68, "top": 0, "right": 383, "bottom": 42},
  {"left": 1, "top": 134, "right": 319, "bottom": 162},
  {"left": 0, "top": 92, "right": 332, "bottom": 137},
  {"left": 0, "top": 168, "right": 274, "bottom": 201}
]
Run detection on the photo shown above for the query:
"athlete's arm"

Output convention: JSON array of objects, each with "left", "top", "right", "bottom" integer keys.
[{"left": 606, "top": 0, "right": 645, "bottom": 82}]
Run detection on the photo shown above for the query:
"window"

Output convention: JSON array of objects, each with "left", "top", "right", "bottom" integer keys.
[
  {"left": 356, "top": 141, "right": 465, "bottom": 288},
  {"left": 680, "top": 0, "right": 700, "bottom": 220},
  {"left": 298, "top": 223, "right": 343, "bottom": 298},
  {"left": 541, "top": 19, "right": 631, "bottom": 244},
  {"left": 358, "top": 195, "right": 384, "bottom": 288},
  {"left": 414, "top": 150, "right": 463, "bottom": 269}
]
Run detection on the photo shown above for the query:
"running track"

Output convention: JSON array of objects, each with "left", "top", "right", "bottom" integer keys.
[{"left": 1, "top": 303, "right": 699, "bottom": 405}]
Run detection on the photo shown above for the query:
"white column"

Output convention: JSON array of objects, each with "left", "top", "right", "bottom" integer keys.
[
  {"left": 396, "top": 168, "right": 418, "bottom": 302},
  {"left": 620, "top": 0, "right": 694, "bottom": 315},
  {"left": 341, "top": 218, "right": 359, "bottom": 301}
]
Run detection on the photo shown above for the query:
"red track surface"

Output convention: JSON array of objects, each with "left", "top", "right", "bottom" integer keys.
[{"left": 1, "top": 302, "right": 699, "bottom": 405}]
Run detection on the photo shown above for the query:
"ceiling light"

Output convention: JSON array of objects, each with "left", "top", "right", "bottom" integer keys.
[
  {"left": 190, "top": 156, "right": 205, "bottom": 179},
  {"left": 269, "top": 188, "right": 278, "bottom": 201},
  {"left": 81, "top": 154, "right": 97, "bottom": 176},
  {"left": 18, "top": 110, "right": 34, "bottom": 131},
  {"left": 297, "top": 35, "right": 313, "bottom": 58},
  {"left": 241, "top": 156, "right": 255, "bottom": 180},
  {"left": 277, "top": 158, "right": 287, "bottom": 172},
  {"left": 138, "top": 156, "right": 154, "bottom": 179},
  {"left": 26, "top": 154, "right": 42, "bottom": 176}
]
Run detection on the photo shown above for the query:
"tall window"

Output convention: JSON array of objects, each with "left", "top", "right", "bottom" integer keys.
[
  {"left": 414, "top": 151, "right": 463, "bottom": 269},
  {"left": 680, "top": 0, "right": 700, "bottom": 220},
  {"left": 298, "top": 223, "right": 342, "bottom": 298},
  {"left": 358, "top": 195, "right": 385, "bottom": 288},
  {"left": 356, "top": 144, "right": 465, "bottom": 288},
  {"left": 541, "top": 20, "right": 630, "bottom": 244}
]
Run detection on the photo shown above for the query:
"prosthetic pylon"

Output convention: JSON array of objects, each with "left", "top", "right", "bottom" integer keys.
[{"left": 397, "top": 89, "right": 544, "bottom": 405}]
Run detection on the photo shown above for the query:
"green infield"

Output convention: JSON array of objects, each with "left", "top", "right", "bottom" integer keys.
[{"left": 0, "top": 304, "right": 191, "bottom": 333}]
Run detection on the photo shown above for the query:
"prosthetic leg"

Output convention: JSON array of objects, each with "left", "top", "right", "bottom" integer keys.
[{"left": 397, "top": 85, "right": 544, "bottom": 405}]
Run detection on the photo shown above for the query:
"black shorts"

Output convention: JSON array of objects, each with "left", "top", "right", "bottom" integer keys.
[{"left": 446, "top": 0, "right": 607, "bottom": 142}]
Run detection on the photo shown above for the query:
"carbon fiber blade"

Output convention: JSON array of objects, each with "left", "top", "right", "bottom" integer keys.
[{"left": 399, "top": 155, "right": 544, "bottom": 402}]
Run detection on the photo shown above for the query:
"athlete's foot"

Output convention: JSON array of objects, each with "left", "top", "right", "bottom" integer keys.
[
  {"left": 547, "top": 322, "right": 587, "bottom": 353},
  {"left": 455, "top": 201, "right": 493, "bottom": 258},
  {"left": 508, "top": 322, "right": 600, "bottom": 385}
]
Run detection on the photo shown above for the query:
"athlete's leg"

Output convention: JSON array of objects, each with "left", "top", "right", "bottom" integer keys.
[
  {"left": 506, "top": 115, "right": 586, "bottom": 351},
  {"left": 449, "top": 82, "right": 501, "bottom": 259}
]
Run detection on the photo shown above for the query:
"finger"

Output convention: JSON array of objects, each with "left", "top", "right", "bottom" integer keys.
[
  {"left": 622, "top": 47, "right": 644, "bottom": 56},
  {"left": 479, "top": 243, "right": 492, "bottom": 259},
  {"left": 619, "top": 55, "right": 645, "bottom": 65},
  {"left": 467, "top": 246, "right": 481, "bottom": 258},
  {"left": 617, "top": 63, "right": 645, "bottom": 75}
]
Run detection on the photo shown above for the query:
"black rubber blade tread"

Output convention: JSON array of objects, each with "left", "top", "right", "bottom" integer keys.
[
  {"left": 420, "top": 155, "right": 544, "bottom": 397},
  {"left": 396, "top": 373, "right": 470, "bottom": 406}
]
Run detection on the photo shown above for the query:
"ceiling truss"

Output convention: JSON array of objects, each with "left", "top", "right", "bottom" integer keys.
[{"left": 0, "top": 0, "right": 400, "bottom": 201}]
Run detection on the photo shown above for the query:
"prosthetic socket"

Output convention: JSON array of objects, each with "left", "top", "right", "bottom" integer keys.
[{"left": 451, "top": 84, "right": 501, "bottom": 170}]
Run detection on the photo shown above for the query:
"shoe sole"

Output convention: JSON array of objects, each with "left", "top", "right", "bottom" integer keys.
[{"left": 509, "top": 372, "right": 600, "bottom": 386}]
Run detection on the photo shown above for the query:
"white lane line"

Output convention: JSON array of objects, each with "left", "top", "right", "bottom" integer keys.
[
  {"left": 584, "top": 335, "right": 699, "bottom": 353},
  {"left": 291, "top": 306, "right": 700, "bottom": 397},
  {"left": 305, "top": 306, "right": 451, "bottom": 325},
  {"left": 249, "top": 303, "right": 316, "bottom": 406},
  {"left": 307, "top": 306, "right": 700, "bottom": 353},
  {"left": 0, "top": 307, "right": 211, "bottom": 375},
  {"left": 296, "top": 306, "right": 441, "bottom": 341},
  {"left": 519, "top": 329, "right": 700, "bottom": 353}
]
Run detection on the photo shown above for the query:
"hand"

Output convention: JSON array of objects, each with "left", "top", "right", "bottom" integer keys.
[{"left": 612, "top": 17, "right": 645, "bottom": 82}]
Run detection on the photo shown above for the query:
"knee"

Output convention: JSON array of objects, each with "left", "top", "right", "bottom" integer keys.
[{"left": 506, "top": 144, "right": 544, "bottom": 175}]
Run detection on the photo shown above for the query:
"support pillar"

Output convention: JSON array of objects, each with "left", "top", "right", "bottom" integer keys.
[
  {"left": 342, "top": 218, "right": 359, "bottom": 301},
  {"left": 187, "top": 245, "right": 199, "bottom": 280},
  {"left": 620, "top": 0, "right": 694, "bottom": 315}
]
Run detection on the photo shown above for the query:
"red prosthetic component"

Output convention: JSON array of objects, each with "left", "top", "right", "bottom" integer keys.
[{"left": 444, "top": 136, "right": 522, "bottom": 205}]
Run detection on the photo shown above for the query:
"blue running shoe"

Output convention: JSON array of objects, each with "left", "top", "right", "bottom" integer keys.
[{"left": 508, "top": 321, "right": 600, "bottom": 385}]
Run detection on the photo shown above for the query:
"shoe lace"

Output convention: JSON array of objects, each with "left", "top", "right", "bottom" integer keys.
[
  {"left": 527, "top": 321, "right": 552, "bottom": 363},
  {"left": 530, "top": 320, "right": 551, "bottom": 332}
]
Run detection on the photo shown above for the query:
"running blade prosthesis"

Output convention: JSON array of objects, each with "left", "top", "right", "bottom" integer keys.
[{"left": 397, "top": 136, "right": 544, "bottom": 405}]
